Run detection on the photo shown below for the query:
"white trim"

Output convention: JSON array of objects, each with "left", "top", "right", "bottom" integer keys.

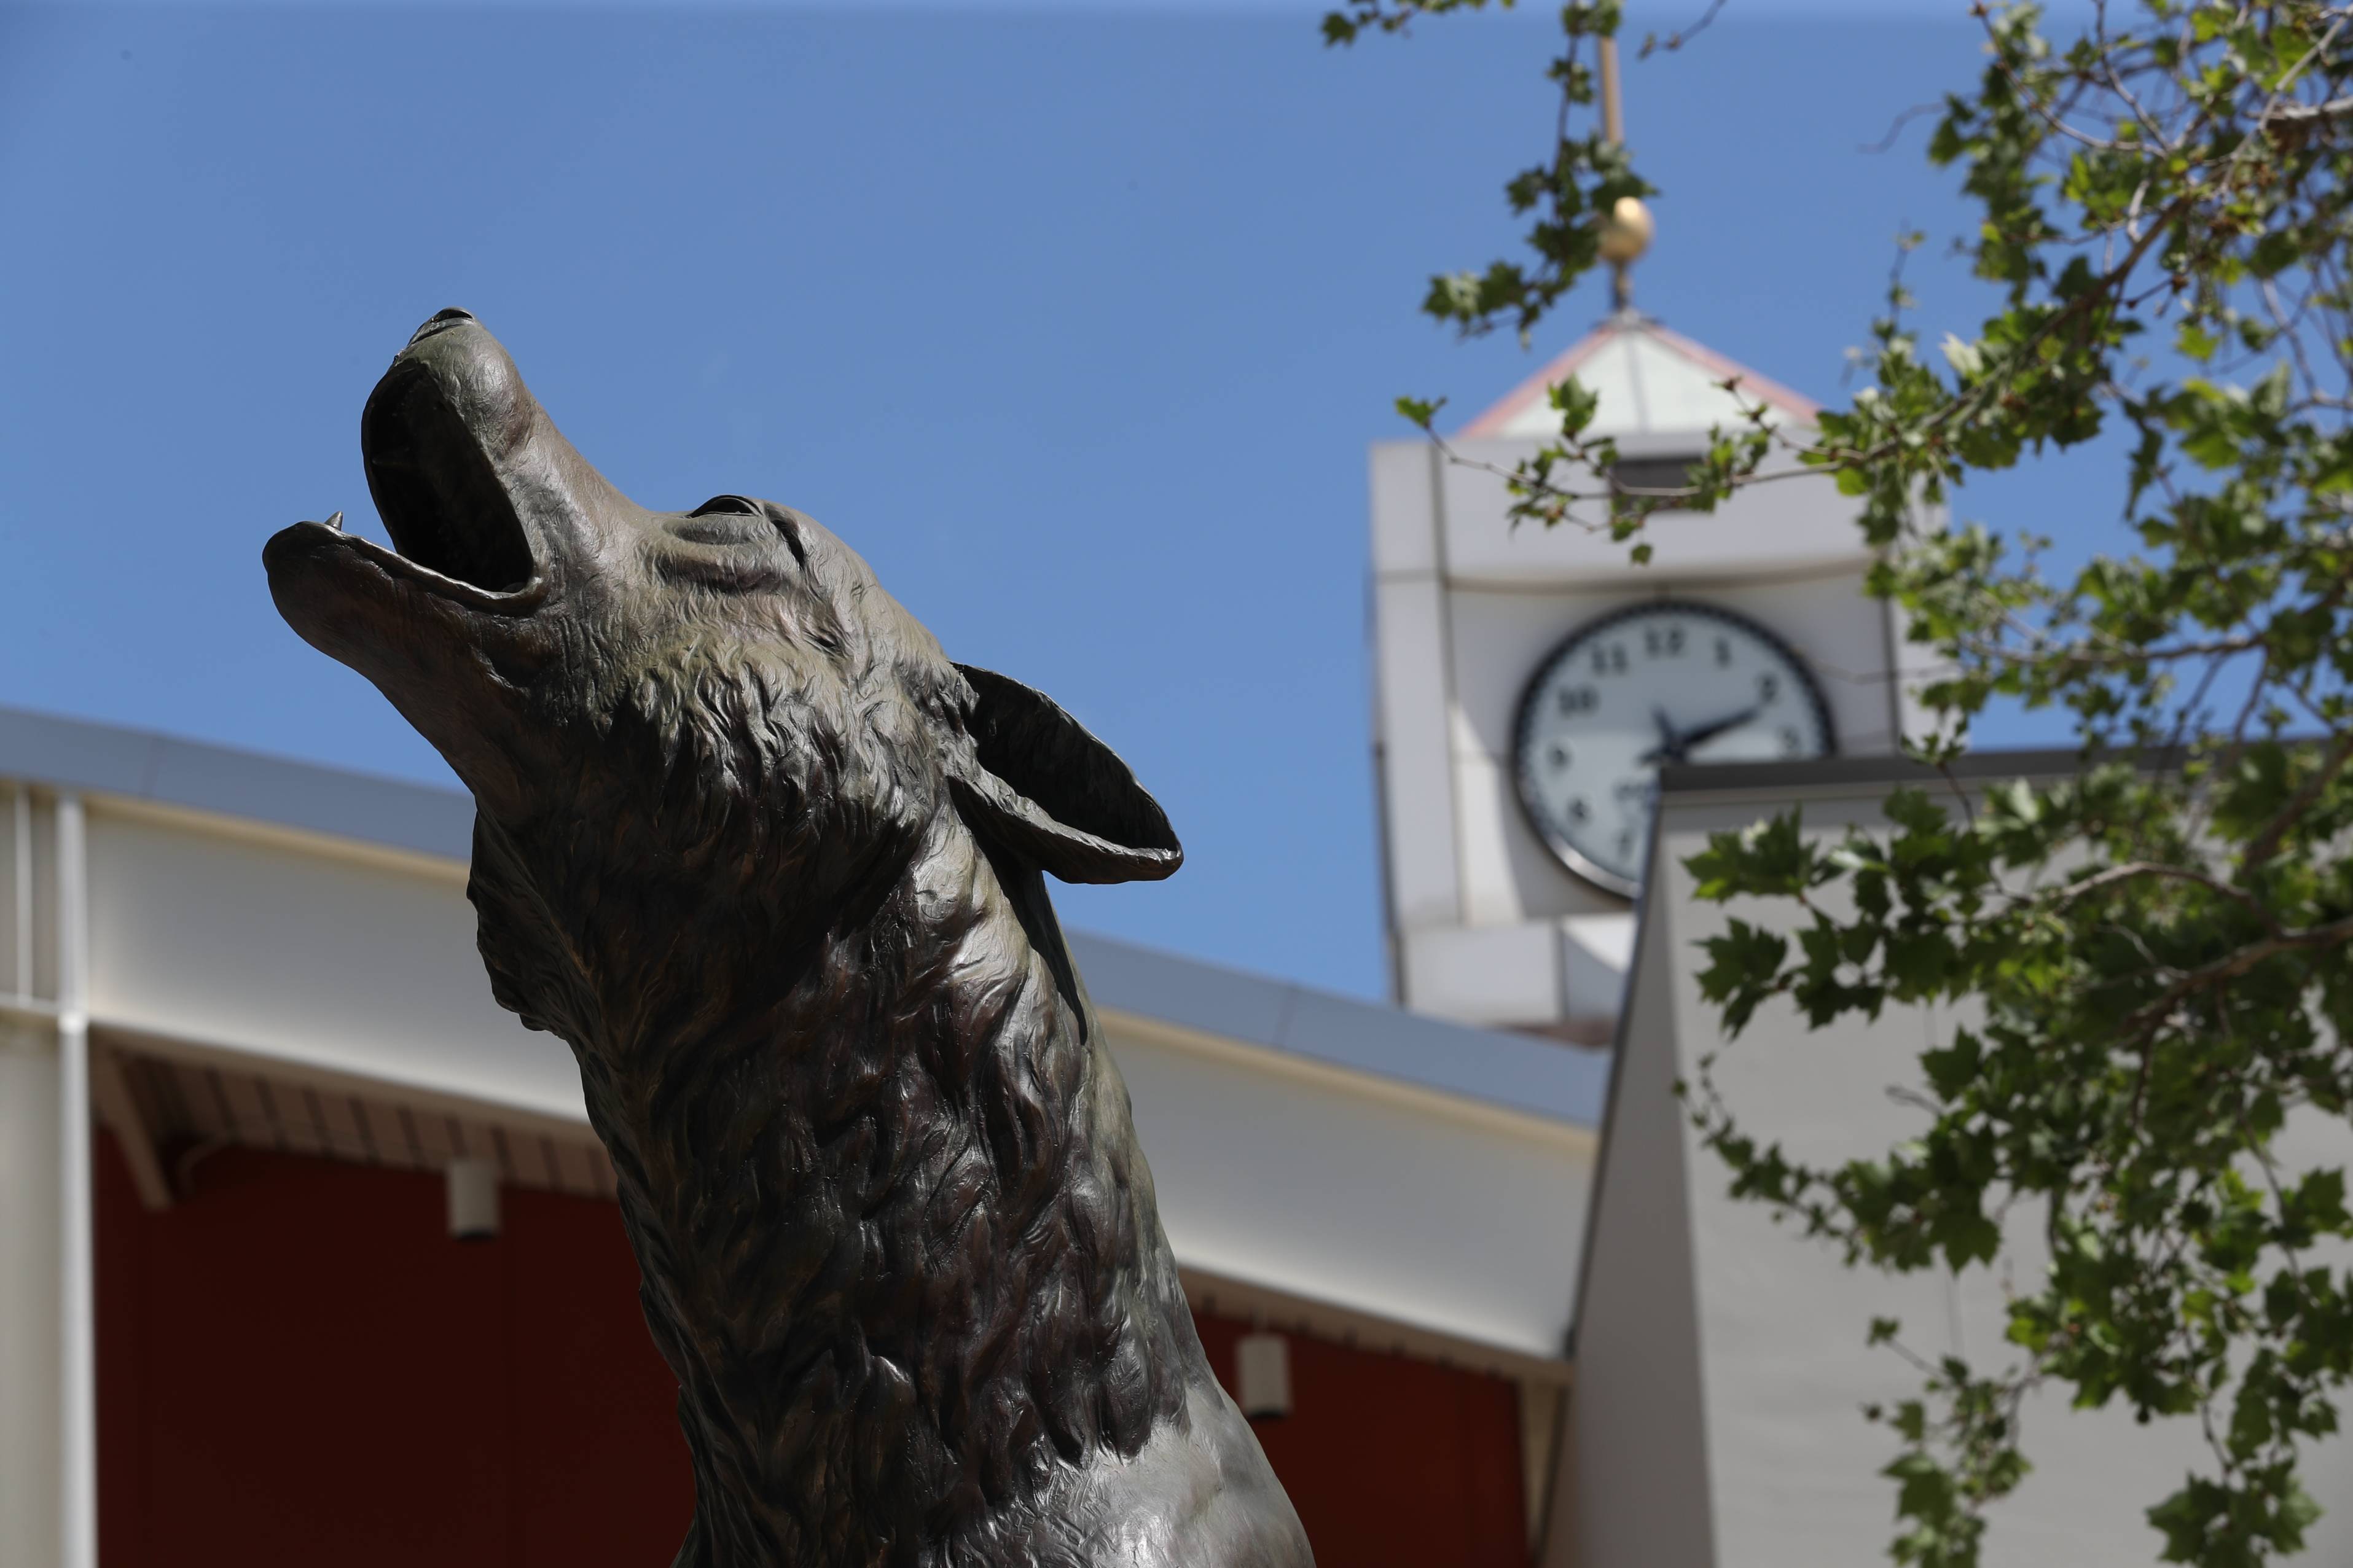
[
  {"left": 98, "top": 1001, "right": 1593, "bottom": 1165},
  {"left": 1099, "top": 1004, "right": 1599, "bottom": 1155},
  {"left": 88, "top": 1018, "right": 597, "bottom": 1144},
  {"left": 91, "top": 792, "right": 469, "bottom": 886},
  {"left": 1176, "top": 1264, "right": 1574, "bottom": 1389},
  {"left": 55, "top": 792, "right": 95, "bottom": 1568},
  {"left": 12, "top": 784, "right": 29, "bottom": 1000},
  {"left": 1439, "top": 555, "right": 1874, "bottom": 597}
]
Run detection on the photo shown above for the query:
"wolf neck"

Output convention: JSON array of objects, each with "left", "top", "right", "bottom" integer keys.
[{"left": 504, "top": 812, "right": 1199, "bottom": 1564}]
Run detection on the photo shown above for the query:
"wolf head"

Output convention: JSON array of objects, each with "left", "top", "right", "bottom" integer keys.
[{"left": 265, "top": 311, "right": 1178, "bottom": 1031}]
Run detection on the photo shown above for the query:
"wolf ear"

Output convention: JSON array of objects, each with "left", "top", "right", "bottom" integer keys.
[{"left": 945, "top": 664, "right": 1183, "bottom": 885}]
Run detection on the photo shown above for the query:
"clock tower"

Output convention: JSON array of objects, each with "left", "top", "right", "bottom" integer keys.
[{"left": 1367, "top": 313, "right": 1927, "bottom": 1038}]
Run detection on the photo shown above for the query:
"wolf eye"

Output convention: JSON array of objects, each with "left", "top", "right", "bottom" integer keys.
[
  {"left": 771, "top": 512, "right": 810, "bottom": 570},
  {"left": 689, "top": 495, "right": 762, "bottom": 517}
]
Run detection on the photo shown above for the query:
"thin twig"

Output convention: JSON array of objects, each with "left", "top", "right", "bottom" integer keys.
[
  {"left": 1638, "top": 0, "right": 1726, "bottom": 58},
  {"left": 1860, "top": 102, "right": 1945, "bottom": 155}
]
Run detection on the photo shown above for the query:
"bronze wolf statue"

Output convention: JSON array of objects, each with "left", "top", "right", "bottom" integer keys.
[{"left": 264, "top": 310, "right": 1312, "bottom": 1568}]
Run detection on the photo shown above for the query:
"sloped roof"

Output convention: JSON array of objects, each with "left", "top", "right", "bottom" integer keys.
[{"left": 1459, "top": 313, "right": 1820, "bottom": 440}]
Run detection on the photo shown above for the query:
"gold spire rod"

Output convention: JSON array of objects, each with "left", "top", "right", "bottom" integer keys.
[
  {"left": 1599, "top": 34, "right": 1626, "bottom": 144},
  {"left": 1594, "top": 33, "right": 1653, "bottom": 316}
]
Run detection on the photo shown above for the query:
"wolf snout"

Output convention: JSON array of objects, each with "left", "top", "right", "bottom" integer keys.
[{"left": 405, "top": 308, "right": 480, "bottom": 348}]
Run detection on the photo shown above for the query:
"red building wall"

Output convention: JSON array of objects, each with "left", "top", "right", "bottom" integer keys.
[
  {"left": 95, "top": 1135, "right": 1528, "bottom": 1566},
  {"left": 1189, "top": 1315, "right": 1530, "bottom": 1567}
]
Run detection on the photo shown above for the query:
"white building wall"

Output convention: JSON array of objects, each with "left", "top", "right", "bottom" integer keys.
[
  {"left": 82, "top": 803, "right": 585, "bottom": 1128},
  {"left": 1564, "top": 781, "right": 2353, "bottom": 1566},
  {"left": 1369, "top": 440, "right": 1464, "bottom": 935},
  {"left": 1434, "top": 438, "right": 1873, "bottom": 588},
  {"left": 1110, "top": 1012, "right": 1593, "bottom": 1362},
  {"left": 1546, "top": 908, "right": 1715, "bottom": 1568}
]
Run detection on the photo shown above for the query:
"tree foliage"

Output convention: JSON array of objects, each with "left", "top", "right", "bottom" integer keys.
[{"left": 1331, "top": 2, "right": 2353, "bottom": 1562}]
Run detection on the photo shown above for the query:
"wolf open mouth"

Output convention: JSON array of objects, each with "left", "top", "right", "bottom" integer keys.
[{"left": 360, "top": 360, "right": 538, "bottom": 597}]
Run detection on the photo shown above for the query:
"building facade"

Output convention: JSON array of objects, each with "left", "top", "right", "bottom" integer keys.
[
  {"left": 1562, "top": 754, "right": 2353, "bottom": 1567},
  {"left": 0, "top": 706, "right": 1596, "bottom": 1567}
]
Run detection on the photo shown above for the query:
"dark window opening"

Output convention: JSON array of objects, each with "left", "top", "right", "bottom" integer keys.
[{"left": 1608, "top": 454, "right": 1702, "bottom": 509}]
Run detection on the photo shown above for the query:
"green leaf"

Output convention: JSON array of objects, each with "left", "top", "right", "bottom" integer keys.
[
  {"left": 1394, "top": 394, "right": 1446, "bottom": 429},
  {"left": 1919, "top": 1031, "right": 1982, "bottom": 1101}
]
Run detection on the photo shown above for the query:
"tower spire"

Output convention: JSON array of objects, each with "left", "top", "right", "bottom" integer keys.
[{"left": 1594, "top": 33, "right": 1654, "bottom": 317}]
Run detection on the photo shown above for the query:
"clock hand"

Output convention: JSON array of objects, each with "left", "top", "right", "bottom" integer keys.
[
  {"left": 1640, "top": 705, "right": 1687, "bottom": 766},
  {"left": 1675, "top": 704, "right": 1764, "bottom": 752}
]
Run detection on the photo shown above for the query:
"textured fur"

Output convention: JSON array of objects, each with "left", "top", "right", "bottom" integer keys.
[{"left": 264, "top": 311, "right": 1310, "bottom": 1568}]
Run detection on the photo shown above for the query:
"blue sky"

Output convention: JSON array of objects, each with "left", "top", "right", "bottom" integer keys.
[{"left": 0, "top": 2, "right": 2118, "bottom": 999}]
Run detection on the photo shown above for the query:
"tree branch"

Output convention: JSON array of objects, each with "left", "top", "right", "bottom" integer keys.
[
  {"left": 2117, "top": 914, "right": 2353, "bottom": 1042},
  {"left": 2049, "top": 861, "right": 2282, "bottom": 936},
  {"left": 2240, "top": 727, "right": 2353, "bottom": 870}
]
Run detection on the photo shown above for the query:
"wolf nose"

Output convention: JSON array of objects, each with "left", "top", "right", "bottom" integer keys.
[{"left": 405, "top": 308, "right": 479, "bottom": 348}]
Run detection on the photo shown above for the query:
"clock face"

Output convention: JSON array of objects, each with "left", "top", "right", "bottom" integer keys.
[{"left": 1513, "top": 601, "right": 1835, "bottom": 896}]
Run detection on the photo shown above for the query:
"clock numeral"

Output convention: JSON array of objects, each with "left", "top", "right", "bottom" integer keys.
[
  {"left": 1715, "top": 637, "right": 1731, "bottom": 668},
  {"left": 1555, "top": 686, "right": 1598, "bottom": 716},
  {"left": 1616, "top": 830, "right": 1634, "bottom": 856},
  {"left": 1780, "top": 726, "right": 1802, "bottom": 755},
  {"left": 1568, "top": 797, "right": 1591, "bottom": 824},
  {"left": 1643, "top": 626, "right": 1685, "bottom": 658},
  {"left": 1590, "top": 644, "right": 1628, "bottom": 677},
  {"left": 1756, "top": 672, "right": 1780, "bottom": 704},
  {"left": 1547, "top": 743, "right": 1572, "bottom": 770}
]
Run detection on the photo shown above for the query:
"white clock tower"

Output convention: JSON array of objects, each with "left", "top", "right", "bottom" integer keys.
[{"left": 1367, "top": 312, "right": 1925, "bottom": 1039}]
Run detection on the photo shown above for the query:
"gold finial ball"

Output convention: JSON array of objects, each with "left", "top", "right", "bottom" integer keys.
[{"left": 1597, "top": 196, "right": 1654, "bottom": 265}]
